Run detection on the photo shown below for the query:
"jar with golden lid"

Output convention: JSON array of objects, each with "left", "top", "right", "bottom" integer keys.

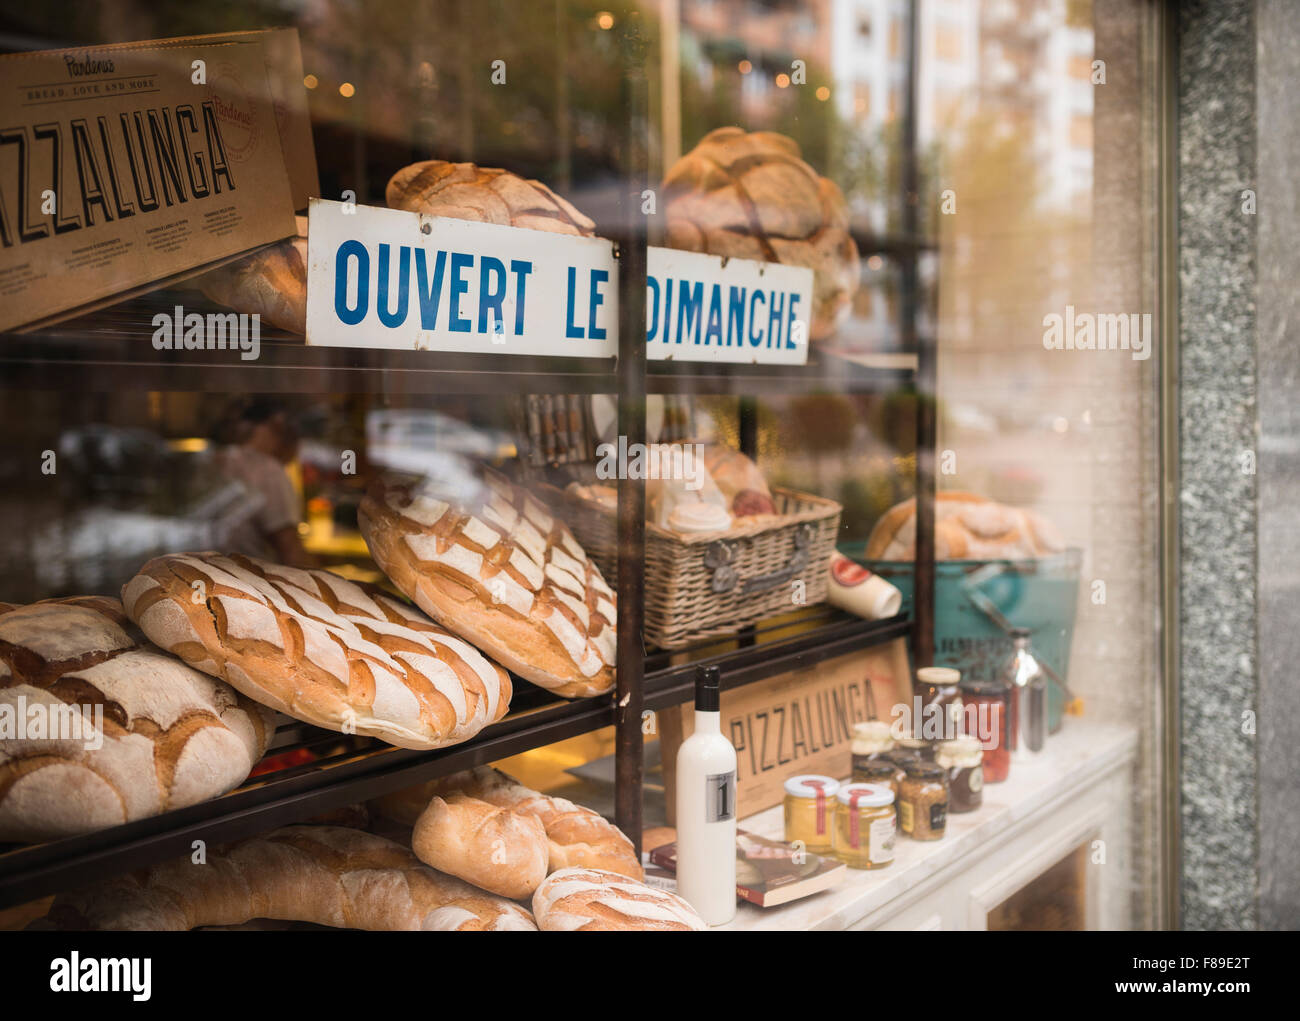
[
  {"left": 936, "top": 735, "right": 984, "bottom": 813},
  {"left": 899, "top": 763, "right": 949, "bottom": 840},
  {"left": 832, "top": 783, "right": 896, "bottom": 869},
  {"left": 783, "top": 774, "right": 839, "bottom": 854}
]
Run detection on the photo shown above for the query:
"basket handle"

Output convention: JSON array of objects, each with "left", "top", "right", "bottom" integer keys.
[{"left": 703, "top": 523, "right": 816, "bottom": 595}]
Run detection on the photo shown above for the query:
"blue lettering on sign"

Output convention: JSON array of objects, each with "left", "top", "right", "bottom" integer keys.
[
  {"left": 646, "top": 275, "right": 662, "bottom": 342},
  {"left": 334, "top": 240, "right": 369, "bottom": 326},
  {"left": 727, "top": 286, "right": 745, "bottom": 346},
  {"left": 565, "top": 266, "right": 584, "bottom": 339},
  {"left": 704, "top": 284, "right": 723, "bottom": 346},
  {"left": 787, "top": 293, "right": 801, "bottom": 348},
  {"left": 748, "top": 290, "right": 766, "bottom": 346},
  {"left": 510, "top": 259, "right": 532, "bottom": 335},
  {"left": 767, "top": 291, "right": 785, "bottom": 348},
  {"left": 676, "top": 280, "right": 703, "bottom": 344},
  {"left": 414, "top": 249, "right": 448, "bottom": 329},
  {"left": 589, "top": 268, "right": 608, "bottom": 340},
  {"left": 448, "top": 252, "right": 473, "bottom": 332},
  {"left": 478, "top": 256, "right": 507, "bottom": 333},
  {"left": 376, "top": 243, "right": 410, "bottom": 328}
]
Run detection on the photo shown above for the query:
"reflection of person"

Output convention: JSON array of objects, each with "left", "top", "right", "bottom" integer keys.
[{"left": 216, "top": 398, "right": 316, "bottom": 567}]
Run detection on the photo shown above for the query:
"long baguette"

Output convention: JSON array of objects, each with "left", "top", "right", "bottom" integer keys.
[{"left": 44, "top": 825, "right": 536, "bottom": 931}]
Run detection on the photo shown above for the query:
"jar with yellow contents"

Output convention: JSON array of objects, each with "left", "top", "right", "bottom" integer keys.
[
  {"left": 832, "top": 783, "right": 896, "bottom": 869},
  {"left": 783, "top": 775, "right": 839, "bottom": 854}
]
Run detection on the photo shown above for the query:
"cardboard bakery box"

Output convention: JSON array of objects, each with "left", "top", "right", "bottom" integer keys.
[{"left": 0, "top": 29, "right": 314, "bottom": 332}]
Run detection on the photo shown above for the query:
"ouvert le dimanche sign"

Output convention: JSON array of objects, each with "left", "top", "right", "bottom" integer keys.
[{"left": 305, "top": 200, "right": 813, "bottom": 365}]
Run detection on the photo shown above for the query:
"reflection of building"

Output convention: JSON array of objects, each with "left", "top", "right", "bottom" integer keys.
[
  {"left": 977, "top": 0, "right": 1094, "bottom": 211},
  {"left": 827, "top": 0, "right": 1091, "bottom": 214},
  {"left": 679, "top": 0, "right": 833, "bottom": 121}
]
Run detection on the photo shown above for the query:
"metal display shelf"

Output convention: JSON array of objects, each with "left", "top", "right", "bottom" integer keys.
[
  {"left": 0, "top": 294, "right": 619, "bottom": 396},
  {"left": 0, "top": 609, "right": 909, "bottom": 910},
  {"left": 647, "top": 349, "right": 917, "bottom": 395}
]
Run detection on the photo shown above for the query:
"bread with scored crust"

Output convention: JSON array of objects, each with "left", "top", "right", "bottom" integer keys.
[
  {"left": 412, "top": 791, "right": 549, "bottom": 899},
  {"left": 44, "top": 825, "right": 536, "bottom": 931},
  {"left": 0, "top": 596, "right": 272, "bottom": 843},
  {"left": 376, "top": 765, "right": 643, "bottom": 888},
  {"left": 533, "top": 867, "right": 705, "bottom": 931},
  {"left": 865, "top": 492, "right": 1066, "bottom": 561},
  {"left": 386, "top": 160, "right": 596, "bottom": 237},
  {"left": 359, "top": 471, "right": 616, "bottom": 698},
  {"left": 122, "top": 552, "right": 510, "bottom": 750},
  {"left": 663, "top": 127, "right": 859, "bottom": 341}
]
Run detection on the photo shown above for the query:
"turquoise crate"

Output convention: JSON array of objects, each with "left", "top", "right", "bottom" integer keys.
[{"left": 839, "top": 546, "right": 1083, "bottom": 732}]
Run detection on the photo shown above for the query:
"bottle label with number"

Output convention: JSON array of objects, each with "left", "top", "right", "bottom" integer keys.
[{"left": 705, "top": 771, "right": 736, "bottom": 822}]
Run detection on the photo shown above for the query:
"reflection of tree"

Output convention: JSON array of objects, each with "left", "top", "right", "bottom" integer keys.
[{"left": 937, "top": 109, "right": 1090, "bottom": 365}]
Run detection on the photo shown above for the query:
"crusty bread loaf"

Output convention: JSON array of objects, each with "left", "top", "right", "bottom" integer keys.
[
  {"left": 196, "top": 231, "right": 308, "bottom": 335},
  {"left": 44, "top": 825, "right": 535, "bottom": 931},
  {"left": 0, "top": 596, "right": 273, "bottom": 843},
  {"left": 532, "top": 867, "right": 706, "bottom": 931},
  {"left": 865, "top": 492, "right": 1066, "bottom": 561},
  {"left": 122, "top": 553, "right": 511, "bottom": 750},
  {"left": 386, "top": 160, "right": 596, "bottom": 237},
  {"left": 375, "top": 766, "right": 643, "bottom": 885},
  {"left": 359, "top": 471, "right": 616, "bottom": 698},
  {"left": 663, "top": 127, "right": 859, "bottom": 341},
  {"left": 412, "top": 792, "right": 549, "bottom": 899}
]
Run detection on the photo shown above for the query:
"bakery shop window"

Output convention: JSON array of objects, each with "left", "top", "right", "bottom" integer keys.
[{"left": 0, "top": 0, "right": 1182, "bottom": 939}]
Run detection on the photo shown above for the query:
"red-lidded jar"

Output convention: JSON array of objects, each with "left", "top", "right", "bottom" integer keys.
[
  {"left": 960, "top": 676, "right": 1011, "bottom": 783},
  {"left": 783, "top": 775, "right": 839, "bottom": 854}
]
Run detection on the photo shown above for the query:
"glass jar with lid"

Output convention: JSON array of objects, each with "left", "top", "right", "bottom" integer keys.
[
  {"left": 916, "top": 666, "right": 964, "bottom": 742},
  {"left": 936, "top": 735, "right": 984, "bottom": 813},
  {"left": 832, "top": 783, "right": 896, "bottom": 869},
  {"left": 894, "top": 735, "right": 936, "bottom": 761},
  {"left": 899, "top": 763, "right": 949, "bottom": 840},
  {"left": 959, "top": 676, "right": 1011, "bottom": 783},
  {"left": 782, "top": 774, "right": 839, "bottom": 854},
  {"left": 850, "top": 719, "right": 895, "bottom": 777},
  {"left": 853, "top": 758, "right": 904, "bottom": 809}
]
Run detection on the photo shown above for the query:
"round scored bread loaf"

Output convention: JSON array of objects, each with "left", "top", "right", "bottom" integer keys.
[
  {"left": 44, "top": 825, "right": 536, "bottom": 931},
  {"left": 412, "top": 791, "right": 549, "bottom": 899},
  {"left": 122, "top": 553, "right": 511, "bottom": 750},
  {"left": 386, "top": 160, "right": 597, "bottom": 236},
  {"left": 532, "top": 867, "right": 706, "bottom": 931},
  {"left": 865, "top": 492, "right": 1067, "bottom": 561},
  {"left": 0, "top": 596, "right": 273, "bottom": 843},
  {"left": 383, "top": 766, "right": 643, "bottom": 888},
  {"left": 196, "top": 224, "right": 308, "bottom": 334},
  {"left": 359, "top": 471, "right": 616, "bottom": 698},
  {"left": 663, "top": 126, "right": 860, "bottom": 341}
]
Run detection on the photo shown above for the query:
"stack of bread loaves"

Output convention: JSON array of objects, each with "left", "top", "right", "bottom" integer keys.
[
  {"left": 195, "top": 160, "right": 598, "bottom": 334},
  {"left": 0, "top": 596, "right": 273, "bottom": 843},
  {"left": 865, "top": 491, "right": 1066, "bottom": 561},
  {"left": 369, "top": 766, "right": 706, "bottom": 931},
  {"left": 663, "top": 127, "right": 860, "bottom": 342}
]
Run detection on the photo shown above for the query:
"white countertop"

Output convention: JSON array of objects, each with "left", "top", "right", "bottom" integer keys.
[{"left": 718, "top": 717, "right": 1140, "bottom": 930}]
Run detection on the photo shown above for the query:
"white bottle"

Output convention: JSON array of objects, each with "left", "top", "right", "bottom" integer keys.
[{"left": 675, "top": 665, "right": 737, "bottom": 926}]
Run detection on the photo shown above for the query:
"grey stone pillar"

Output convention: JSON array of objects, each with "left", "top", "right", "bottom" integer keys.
[{"left": 1178, "top": 0, "right": 1299, "bottom": 931}]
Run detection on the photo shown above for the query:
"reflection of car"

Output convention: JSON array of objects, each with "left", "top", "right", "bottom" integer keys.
[
  {"left": 365, "top": 410, "right": 512, "bottom": 493},
  {"left": 30, "top": 483, "right": 253, "bottom": 594}
]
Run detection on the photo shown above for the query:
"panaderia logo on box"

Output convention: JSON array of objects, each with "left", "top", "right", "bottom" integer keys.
[{"left": 49, "top": 952, "right": 151, "bottom": 1001}]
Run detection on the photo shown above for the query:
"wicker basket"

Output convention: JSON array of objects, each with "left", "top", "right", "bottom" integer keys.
[{"left": 553, "top": 485, "right": 842, "bottom": 649}]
